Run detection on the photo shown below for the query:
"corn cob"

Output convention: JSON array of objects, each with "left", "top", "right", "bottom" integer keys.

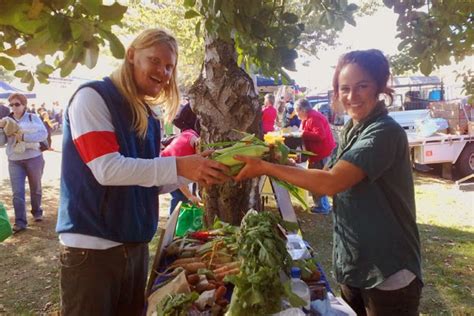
[
  {"left": 214, "top": 142, "right": 247, "bottom": 155},
  {"left": 214, "top": 144, "right": 269, "bottom": 167}
]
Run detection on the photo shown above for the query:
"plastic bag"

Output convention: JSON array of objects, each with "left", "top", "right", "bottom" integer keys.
[
  {"left": 175, "top": 203, "right": 204, "bottom": 237},
  {"left": 0, "top": 202, "right": 12, "bottom": 242},
  {"left": 415, "top": 117, "right": 448, "bottom": 137}
]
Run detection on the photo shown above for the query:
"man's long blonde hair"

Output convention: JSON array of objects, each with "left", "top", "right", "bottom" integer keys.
[{"left": 110, "top": 28, "right": 180, "bottom": 138}]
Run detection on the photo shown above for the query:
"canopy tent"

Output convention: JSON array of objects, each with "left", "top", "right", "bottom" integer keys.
[
  {"left": 391, "top": 76, "right": 441, "bottom": 88},
  {"left": 0, "top": 80, "right": 36, "bottom": 99},
  {"left": 255, "top": 75, "right": 295, "bottom": 87}
]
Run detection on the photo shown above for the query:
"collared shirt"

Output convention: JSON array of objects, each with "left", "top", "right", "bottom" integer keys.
[{"left": 333, "top": 112, "right": 422, "bottom": 289}]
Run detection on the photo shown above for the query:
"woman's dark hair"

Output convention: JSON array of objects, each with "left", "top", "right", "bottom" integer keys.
[
  {"left": 172, "top": 103, "right": 200, "bottom": 134},
  {"left": 332, "top": 49, "right": 393, "bottom": 103}
]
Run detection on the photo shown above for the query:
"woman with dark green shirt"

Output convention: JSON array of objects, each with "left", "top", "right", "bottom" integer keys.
[{"left": 234, "top": 49, "right": 422, "bottom": 315}]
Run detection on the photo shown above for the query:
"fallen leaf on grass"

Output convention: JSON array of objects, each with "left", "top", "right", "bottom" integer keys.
[{"left": 43, "top": 301, "right": 53, "bottom": 311}]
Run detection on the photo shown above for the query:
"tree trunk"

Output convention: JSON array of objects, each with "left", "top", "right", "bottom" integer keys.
[{"left": 188, "top": 35, "right": 261, "bottom": 226}]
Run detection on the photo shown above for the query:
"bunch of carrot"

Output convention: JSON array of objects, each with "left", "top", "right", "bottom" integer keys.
[{"left": 163, "top": 230, "right": 242, "bottom": 281}]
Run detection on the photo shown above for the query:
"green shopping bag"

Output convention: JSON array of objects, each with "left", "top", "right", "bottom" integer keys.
[
  {"left": 175, "top": 203, "right": 204, "bottom": 237},
  {"left": 0, "top": 202, "right": 12, "bottom": 242}
]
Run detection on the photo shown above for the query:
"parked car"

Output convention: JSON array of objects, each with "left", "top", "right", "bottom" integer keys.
[{"left": 307, "top": 95, "right": 332, "bottom": 122}]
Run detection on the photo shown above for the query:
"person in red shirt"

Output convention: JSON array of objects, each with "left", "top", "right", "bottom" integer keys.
[
  {"left": 161, "top": 123, "right": 202, "bottom": 214},
  {"left": 295, "top": 98, "right": 336, "bottom": 213},
  {"left": 262, "top": 93, "right": 277, "bottom": 134}
]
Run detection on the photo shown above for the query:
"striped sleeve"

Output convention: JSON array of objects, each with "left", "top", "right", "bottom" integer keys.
[{"left": 68, "top": 87, "right": 179, "bottom": 187}]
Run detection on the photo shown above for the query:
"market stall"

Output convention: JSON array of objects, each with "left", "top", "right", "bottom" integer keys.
[{"left": 145, "top": 206, "right": 355, "bottom": 315}]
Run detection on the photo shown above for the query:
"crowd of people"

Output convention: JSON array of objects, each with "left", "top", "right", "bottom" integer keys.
[
  {"left": 0, "top": 27, "right": 422, "bottom": 315},
  {"left": 260, "top": 89, "right": 336, "bottom": 213}
]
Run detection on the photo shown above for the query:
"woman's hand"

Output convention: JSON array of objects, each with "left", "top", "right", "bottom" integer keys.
[
  {"left": 233, "top": 155, "right": 267, "bottom": 182},
  {"left": 0, "top": 119, "right": 6, "bottom": 128},
  {"left": 176, "top": 150, "right": 230, "bottom": 186},
  {"left": 14, "top": 132, "right": 23, "bottom": 142}
]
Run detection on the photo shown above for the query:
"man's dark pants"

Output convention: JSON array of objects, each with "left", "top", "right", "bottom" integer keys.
[{"left": 60, "top": 243, "right": 148, "bottom": 316}]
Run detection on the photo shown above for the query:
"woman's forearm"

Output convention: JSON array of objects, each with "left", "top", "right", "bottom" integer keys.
[{"left": 261, "top": 159, "right": 365, "bottom": 196}]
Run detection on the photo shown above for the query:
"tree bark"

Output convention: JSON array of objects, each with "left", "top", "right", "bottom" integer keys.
[{"left": 188, "top": 35, "right": 261, "bottom": 226}]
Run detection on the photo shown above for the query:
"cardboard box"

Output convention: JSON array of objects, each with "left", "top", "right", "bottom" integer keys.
[
  {"left": 429, "top": 102, "right": 472, "bottom": 120},
  {"left": 468, "top": 121, "right": 474, "bottom": 136},
  {"left": 430, "top": 109, "right": 461, "bottom": 119},
  {"left": 447, "top": 118, "right": 468, "bottom": 135}
]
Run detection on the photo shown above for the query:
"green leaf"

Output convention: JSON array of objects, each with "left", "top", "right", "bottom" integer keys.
[
  {"left": 344, "top": 15, "right": 356, "bottom": 27},
  {"left": 36, "top": 72, "right": 49, "bottom": 84},
  {"left": 20, "top": 70, "right": 33, "bottom": 85},
  {"left": 48, "top": 15, "right": 72, "bottom": 43},
  {"left": 24, "top": 28, "right": 54, "bottom": 56},
  {"left": 183, "top": 0, "right": 196, "bottom": 7},
  {"left": 70, "top": 21, "right": 84, "bottom": 40},
  {"left": 195, "top": 20, "right": 201, "bottom": 38},
  {"left": 14, "top": 70, "right": 28, "bottom": 78},
  {"left": 397, "top": 39, "right": 411, "bottom": 51},
  {"left": 284, "top": 281, "right": 306, "bottom": 307},
  {"left": 27, "top": 76, "right": 35, "bottom": 91},
  {"left": 36, "top": 62, "right": 55, "bottom": 75},
  {"left": 419, "top": 59, "right": 433, "bottom": 76},
  {"left": 99, "top": 29, "right": 125, "bottom": 58},
  {"left": 326, "top": 12, "right": 335, "bottom": 25},
  {"left": 383, "top": 0, "right": 394, "bottom": 8},
  {"left": 346, "top": 3, "right": 358, "bottom": 12},
  {"left": 435, "top": 47, "right": 451, "bottom": 65},
  {"left": 276, "top": 142, "right": 289, "bottom": 164},
  {"left": 221, "top": 0, "right": 234, "bottom": 24},
  {"left": 3, "top": 48, "right": 23, "bottom": 58},
  {"left": 184, "top": 9, "right": 200, "bottom": 19},
  {"left": 272, "top": 178, "right": 309, "bottom": 210},
  {"left": 80, "top": 0, "right": 100, "bottom": 15},
  {"left": 99, "top": 2, "right": 127, "bottom": 22},
  {"left": 59, "top": 49, "right": 76, "bottom": 77},
  {"left": 281, "top": 12, "right": 298, "bottom": 24},
  {"left": 0, "top": 56, "right": 15, "bottom": 71}
]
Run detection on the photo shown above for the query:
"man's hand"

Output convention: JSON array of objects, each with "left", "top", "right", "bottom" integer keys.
[{"left": 176, "top": 150, "right": 231, "bottom": 186}]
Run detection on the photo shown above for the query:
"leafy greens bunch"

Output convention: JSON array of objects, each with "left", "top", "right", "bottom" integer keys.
[{"left": 225, "top": 210, "right": 305, "bottom": 315}]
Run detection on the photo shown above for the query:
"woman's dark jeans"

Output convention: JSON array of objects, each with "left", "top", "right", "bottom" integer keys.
[
  {"left": 8, "top": 155, "right": 44, "bottom": 228},
  {"left": 340, "top": 278, "right": 423, "bottom": 316}
]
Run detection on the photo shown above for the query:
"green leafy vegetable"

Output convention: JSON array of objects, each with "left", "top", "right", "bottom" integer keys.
[
  {"left": 156, "top": 292, "right": 199, "bottom": 316},
  {"left": 226, "top": 210, "right": 304, "bottom": 315}
]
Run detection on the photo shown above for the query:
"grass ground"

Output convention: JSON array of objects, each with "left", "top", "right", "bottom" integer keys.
[{"left": 0, "top": 138, "right": 472, "bottom": 314}]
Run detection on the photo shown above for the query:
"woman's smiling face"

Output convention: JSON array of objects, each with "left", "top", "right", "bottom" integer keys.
[{"left": 337, "top": 63, "right": 379, "bottom": 124}]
